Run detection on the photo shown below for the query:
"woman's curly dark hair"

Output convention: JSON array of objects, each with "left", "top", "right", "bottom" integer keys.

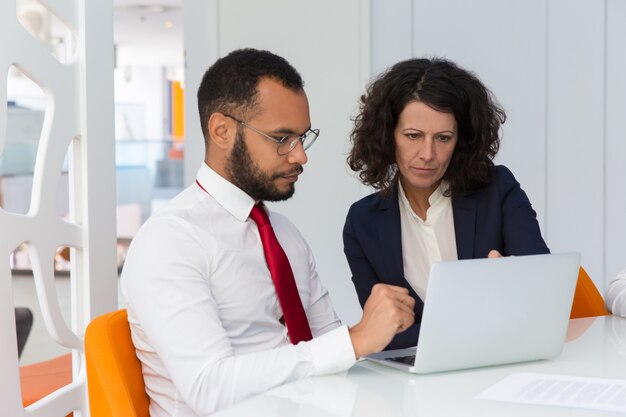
[{"left": 348, "top": 57, "right": 506, "bottom": 197}]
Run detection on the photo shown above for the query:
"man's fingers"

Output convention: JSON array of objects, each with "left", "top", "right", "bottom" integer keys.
[
  {"left": 386, "top": 285, "right": 409, "bottom": 294},
  {"left": 372, "top": 283, "right": 409, "bottom": 295},
  {"left": 370, "top": 284, "right": 415, "bottom": 316},
  {"left": 396, "top": 311, "right": 415, "bottom": 332},
  {"left": 391, "top": 299, "right": 414, "bottom": 315},
  {"left": 399, "top": 293, "right": 415, "bottom": 308}
]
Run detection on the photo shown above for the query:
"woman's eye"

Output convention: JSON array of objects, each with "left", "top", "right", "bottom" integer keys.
[
  {"left": 406, "top": 133, "right": 420, "bottom": 140},
  {"left": 437, "top": 135, "right": 452, "bottom": 142}
]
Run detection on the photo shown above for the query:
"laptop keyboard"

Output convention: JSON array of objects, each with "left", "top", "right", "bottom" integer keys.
[{"left": 388, "top": 354, "right": 416, "bottom": 365}]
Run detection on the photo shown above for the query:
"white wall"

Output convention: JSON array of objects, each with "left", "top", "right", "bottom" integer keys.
[
  {"left": 181, "top": 0, "right": 625, "bottom": 324},
  {"left": 114, "top": 66, "right": 168, "bottom": 140},
  {"left": 545, "top": 0, "right": 605, "bottom": 286},
  {"left": 605, "top": 0, "right": 626, "bottom": 289},
  {"left": 375, "top": 0, "right": 548, "bottom": 235},
  {"left": 183, "top": 0, "right": 370, "bottom": 325},
  {"left": 371, "top": 0, "right": 626, "bottom": 291}
]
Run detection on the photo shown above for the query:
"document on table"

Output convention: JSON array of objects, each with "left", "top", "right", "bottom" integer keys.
[{"left": 477, "top": 373, "right": 626, "bottom": 414}]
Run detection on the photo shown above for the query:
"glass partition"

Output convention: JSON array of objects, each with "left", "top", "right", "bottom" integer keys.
[{"left": 2, "top": 131, "right": 185, "bottom": 272}]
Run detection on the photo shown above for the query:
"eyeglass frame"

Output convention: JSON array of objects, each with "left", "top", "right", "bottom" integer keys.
[{"left": 223, "top": 113, "right": 320, "bottom": 156}]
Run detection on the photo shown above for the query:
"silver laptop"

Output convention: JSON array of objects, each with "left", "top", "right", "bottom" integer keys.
[{"left": 366, "top": 252, "right": 580, "bottom": 374}]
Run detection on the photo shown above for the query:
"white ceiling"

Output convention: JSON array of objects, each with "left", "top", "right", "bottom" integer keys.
[
  {"left": 113, "top": 0, "right": 183, "bottom": 68},
  {"left": 14, "top": 0, "right": 184, "bottom": 68},
  {"left": 113, "top": 0, "right": 182, "bottom": 47}
]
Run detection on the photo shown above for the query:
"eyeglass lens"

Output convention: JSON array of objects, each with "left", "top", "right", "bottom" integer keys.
[{"left": 277, "top": 131, "right": 318, "bottom": 155}]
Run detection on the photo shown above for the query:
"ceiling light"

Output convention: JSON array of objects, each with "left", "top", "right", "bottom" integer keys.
[{"left": 123, "top": 4, "right": 169, "bottom": 14}]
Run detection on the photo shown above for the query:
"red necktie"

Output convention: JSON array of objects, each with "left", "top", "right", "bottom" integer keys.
[{"left": 249, "top": 203, "right": 313, "bottom": 344}]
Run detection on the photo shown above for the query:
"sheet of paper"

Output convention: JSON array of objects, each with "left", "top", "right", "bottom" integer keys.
[{"left": 476, "top": 373, "right": 626, "bottom": 414}]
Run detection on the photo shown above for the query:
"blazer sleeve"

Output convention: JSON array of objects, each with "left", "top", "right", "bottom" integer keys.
[
  {"left": 343, "top": 205, "right": 381, "bottom": 309},
  {"left": 343, "top": 204, "right": 420, "bottom": 350},
  {"left": 497, "top": 166, "right": 550, "bottom": 256}
]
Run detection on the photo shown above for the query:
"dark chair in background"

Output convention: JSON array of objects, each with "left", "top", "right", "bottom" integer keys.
[{"left": 15, "top": 307, "right": 33, "bottom": 358}]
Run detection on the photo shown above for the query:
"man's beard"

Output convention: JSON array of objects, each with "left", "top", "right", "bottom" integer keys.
[{"left": 226, "top": 130, "right": 303, "bottom": 202}]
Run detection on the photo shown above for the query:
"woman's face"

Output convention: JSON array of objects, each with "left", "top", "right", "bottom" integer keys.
[{"left": 394, "top": 101, "right": 458, "bottom": 197}]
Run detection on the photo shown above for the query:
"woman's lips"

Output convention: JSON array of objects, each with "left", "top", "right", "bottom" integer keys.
[{"left": 411, "top": 167, "right": 436, "bottom": 173}]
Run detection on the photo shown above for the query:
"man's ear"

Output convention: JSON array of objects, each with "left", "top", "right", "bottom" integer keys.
[{"left": 207, "top": 113, "right": 234, "bottom": 151}]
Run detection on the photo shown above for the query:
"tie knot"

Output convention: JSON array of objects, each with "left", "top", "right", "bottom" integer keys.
[{"left": 249, "top": 203, "right": 270, "bottom": 227}]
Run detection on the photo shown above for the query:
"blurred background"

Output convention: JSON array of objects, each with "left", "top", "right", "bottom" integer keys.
[{"left": 4, "top": 0, "right": 625, "bottom": 366}]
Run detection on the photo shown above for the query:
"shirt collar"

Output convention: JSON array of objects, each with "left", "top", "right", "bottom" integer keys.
[
  {"left": 195, "top": 162, "right": 256, "bottom": 222},
  {"left": 398, "top": 180, "right": 449, "bottom": 220},
  {"left": 427, "top": 181, "right": 446, "bottom": 206}
]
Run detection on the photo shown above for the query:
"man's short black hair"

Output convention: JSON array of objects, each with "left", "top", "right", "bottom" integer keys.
[{"left": 197, "top": 48, "right": 304, "bottom": 142}]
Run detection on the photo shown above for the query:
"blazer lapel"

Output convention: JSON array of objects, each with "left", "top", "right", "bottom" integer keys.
[
  {"left": 376, "top": 188, "right": 425, "bottom": 315},
  {"left": 452, "top": 193, "right": 477, "bottom": 260},
  {"left": 375, "top": 189, "right": 406, "bottom": 286}
]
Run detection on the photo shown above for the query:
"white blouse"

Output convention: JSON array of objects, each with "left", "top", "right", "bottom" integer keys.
[{"left": 398, "top": 181, "right": 458, "bottom": 300}]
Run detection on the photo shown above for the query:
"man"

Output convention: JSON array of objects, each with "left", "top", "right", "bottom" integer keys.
[{"left": 121, "top": 48, "right": 415, "bottom": 417}]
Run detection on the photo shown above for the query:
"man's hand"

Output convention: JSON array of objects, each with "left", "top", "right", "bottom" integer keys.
[{"left": 348, "top": 283, "right": 415, "bottom": 359}]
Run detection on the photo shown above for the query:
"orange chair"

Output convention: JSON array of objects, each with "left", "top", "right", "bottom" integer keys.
[
  {"left": 85, "top": 309, "right": 149, "bottom": 417},
  {"left": 20, "top": 353, "right": 72, "bottom": 409},
  {"left": 570, "top": 266, "right": 610, "bottom": 319}
]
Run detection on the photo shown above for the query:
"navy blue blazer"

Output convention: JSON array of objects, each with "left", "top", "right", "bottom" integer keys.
[{"left": 343, "top": 165, "right": 550, "bottom": 350}]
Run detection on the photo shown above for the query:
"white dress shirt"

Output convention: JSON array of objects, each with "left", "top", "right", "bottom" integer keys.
[
  {"left": 120, "top": 163, "right": 356, "bottom": 417},
  {"left": 398, "top": 181, "right": 458, "bottom": 300},
  {"left": 606, "top": 268, "right": 626, "bottom": 317}
]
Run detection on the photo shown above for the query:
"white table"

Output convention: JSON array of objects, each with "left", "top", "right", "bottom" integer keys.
[{"left": 214, "top": 316, "right": 626, "bottom": 416}]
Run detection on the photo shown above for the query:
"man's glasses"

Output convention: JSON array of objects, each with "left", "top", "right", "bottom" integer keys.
[{"left": 223, "top": 113, "right": 320, "bottom": 156}]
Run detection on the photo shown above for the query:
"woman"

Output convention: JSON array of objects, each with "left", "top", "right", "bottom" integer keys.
[{"left": 343, "top": 58, "right": 549, "bottom": 349}]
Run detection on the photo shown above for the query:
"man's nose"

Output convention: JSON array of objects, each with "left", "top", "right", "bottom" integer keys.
[{"left": 286, "top": 140, "right": 308, "bottom": 165}]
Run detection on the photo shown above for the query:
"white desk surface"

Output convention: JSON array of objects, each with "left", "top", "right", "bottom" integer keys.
[{"left": 214, "top": 316, "right": 626, "bottom": 417}]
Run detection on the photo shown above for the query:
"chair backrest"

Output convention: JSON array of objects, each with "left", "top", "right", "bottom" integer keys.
[
  {"left": 85, "top": 309, "right": 150, "bottom": 417},
  {"left": 570, "top": 267, "right": 610, "bottom": 319}
]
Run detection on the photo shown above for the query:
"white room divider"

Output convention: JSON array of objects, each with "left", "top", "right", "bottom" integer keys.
[{"left": 0, "top": 1, "right": 117, "bottom": 416}]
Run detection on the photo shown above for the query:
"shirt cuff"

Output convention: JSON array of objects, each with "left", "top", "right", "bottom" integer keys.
[{"left": 307, "top": 325, "right": 356, "bottom": 375}]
